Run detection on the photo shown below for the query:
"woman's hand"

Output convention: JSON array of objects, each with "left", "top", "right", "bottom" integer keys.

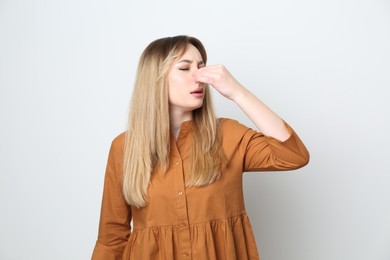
[
  {"left": 194, "top": 64, "right": 290, "bottom": 141},
  {"left": 192, "top": 65, "right": 245, "bottom": 100}
]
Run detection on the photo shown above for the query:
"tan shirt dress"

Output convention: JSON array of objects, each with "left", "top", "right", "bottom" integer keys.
[{"left": 92, "top": 118, "right": 310, "bottom": 260}]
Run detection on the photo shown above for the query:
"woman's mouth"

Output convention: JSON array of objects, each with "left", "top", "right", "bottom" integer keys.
[{"left": 190, "top": 88, "right": 204, "bottom": 98}]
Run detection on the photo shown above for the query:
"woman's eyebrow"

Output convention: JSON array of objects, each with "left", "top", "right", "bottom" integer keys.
[{"left": 177, "top": 59, "right": 204, "bottom": 65}]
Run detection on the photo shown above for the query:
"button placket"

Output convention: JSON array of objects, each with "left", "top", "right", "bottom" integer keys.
[
  {"left": 172, "top": 125, "right": 193, "bottom": 259},
  {"left": 174, "top": 157, "right": 191, "bottom": 259}
]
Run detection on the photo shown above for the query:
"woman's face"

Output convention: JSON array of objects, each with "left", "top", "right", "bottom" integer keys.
[{"left": 168, "top": 44, "right": 206, "bottom": 114}]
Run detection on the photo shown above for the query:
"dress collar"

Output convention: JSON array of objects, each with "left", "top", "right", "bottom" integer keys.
[{"left": 177, "top": 120, "right": 192, "bottom": 139}]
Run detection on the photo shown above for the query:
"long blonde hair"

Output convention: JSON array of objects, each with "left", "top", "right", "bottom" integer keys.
[{"left": 123, "top": 36, "right": 225, "bottom": 208}]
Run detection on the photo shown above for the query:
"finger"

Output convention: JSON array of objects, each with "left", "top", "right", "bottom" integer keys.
[
  {"left": 192, "top": 64, "right": 222, "bottom": 76},
  {"left": 194, "top": 71, "right": 224, "bottom": 85},
  {"left": 194, "top": 71, "right": 215, "bottom": 80},
  {"left": 196, "top": 65, "right": 226, "bottom": 75},
  {"left": 195, "top": 76, "right": 215, "bottom": 85},
  {"left": 195, "top": 66, "right": 224, "bottom": 77}
]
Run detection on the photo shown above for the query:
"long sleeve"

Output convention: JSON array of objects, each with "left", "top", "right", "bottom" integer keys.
[
  {"left": 92, "top": 133, "right": 132, "bottom": 260},
  {"left": 243, "top": 122, "right": 310, "bottom": 171},
  {"left": 221, "top": 118, "right": 310, "bottom": 172}
]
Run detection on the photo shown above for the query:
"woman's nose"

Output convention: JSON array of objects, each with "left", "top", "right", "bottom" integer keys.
[
  {"left": 191, "top": 69, "right": 199, "bottom": 80},
  {"left": 192, "top": 65, "right": 203, "bottom": 75}
]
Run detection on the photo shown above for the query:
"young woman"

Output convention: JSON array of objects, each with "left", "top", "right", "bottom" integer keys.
[{"left": 92, "top": 35, "right": 309, "bottom": 260}]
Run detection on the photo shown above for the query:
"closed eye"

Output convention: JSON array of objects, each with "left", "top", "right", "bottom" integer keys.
[{"left": 179, "top": 68, "right": 189, "bottom": 71}]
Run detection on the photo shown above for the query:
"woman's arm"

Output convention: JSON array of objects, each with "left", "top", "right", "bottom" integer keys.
[
  {"left": 92, "top": 134, "right": 132, "bottom": 260},
  {"left": 194, "top": 65, "right": 290, "bottom": 141}
]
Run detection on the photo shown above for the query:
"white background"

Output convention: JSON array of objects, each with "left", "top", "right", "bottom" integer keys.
[{"left": 1, "top": 0, "right": 389, "bottom": 259}]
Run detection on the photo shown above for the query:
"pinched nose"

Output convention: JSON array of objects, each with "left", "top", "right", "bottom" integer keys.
[
  {"left": 191, "top": 67, "right": 202, "bottom": 77},
  {"left": 191, "top": 70, "right": 197, "bottom": 79},
  {"left": 192, "top": 74, "right": 200, "bottom": 84},
  {"left": 192, "top": 72, "right": 203, "bottom": 84}
]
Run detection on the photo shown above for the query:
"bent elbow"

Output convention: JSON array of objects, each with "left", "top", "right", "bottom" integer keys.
[{"left": 293, "top": 151, "right": 310, "bottom": 170}]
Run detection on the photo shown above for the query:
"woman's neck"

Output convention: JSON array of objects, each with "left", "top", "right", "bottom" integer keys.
[{"left": 169, "top": 109, "right": 193, "bottom": 139}]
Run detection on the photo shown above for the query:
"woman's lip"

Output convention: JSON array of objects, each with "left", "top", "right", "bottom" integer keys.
[
  {"left": 190, "top": 88, "right": 204, "bottom": 94},
  {"left": 191, "top": 92, "right": 204, "bottom": 98}
]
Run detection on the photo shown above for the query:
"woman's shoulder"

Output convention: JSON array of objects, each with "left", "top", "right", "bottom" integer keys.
[
  {"left": 218, "top": 117, "right": 238, "bottom": 125},
  {"left": 111, "top": 131, "right": 126, "bottom": 149},
  {"left": 218, "top": 117, "right": 249, "bottom": 129},
  {"left": 218, "top": 117, "right": 253, "bottom": 135}
]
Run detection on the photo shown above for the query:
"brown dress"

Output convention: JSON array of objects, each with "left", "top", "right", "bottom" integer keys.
[{"left": 92, "top": 118, "right": 309, "bottom": 260}]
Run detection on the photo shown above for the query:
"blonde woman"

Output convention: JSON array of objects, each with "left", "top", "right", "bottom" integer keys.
[{"left": 92, "top": 35, "right": 309, "bottom": 260}]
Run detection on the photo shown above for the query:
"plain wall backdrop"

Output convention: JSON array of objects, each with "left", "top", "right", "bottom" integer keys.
[{"left": 1, "top": 0, "right": 389, "bottom": 259}]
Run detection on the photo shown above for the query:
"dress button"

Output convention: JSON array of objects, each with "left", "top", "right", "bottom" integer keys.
[
  {"left": 178, "top": 191, "right": 183, "bottom": 196},
  {"left": 176, "top": 161, "right": 180, "bottom": 165}
]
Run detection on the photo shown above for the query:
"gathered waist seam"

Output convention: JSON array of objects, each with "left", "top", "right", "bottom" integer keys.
[{"left": 132, "top": 211, "right": 249, "bottom": 231}]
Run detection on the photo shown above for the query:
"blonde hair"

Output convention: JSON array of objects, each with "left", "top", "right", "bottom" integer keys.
[{"left": 123, "top": 36, "right": 225, "bottom": 208}]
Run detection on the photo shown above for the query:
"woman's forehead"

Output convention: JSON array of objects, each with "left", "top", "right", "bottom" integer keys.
[{"left": 176, "top": 44, "right": 203, "bottom": 63}]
